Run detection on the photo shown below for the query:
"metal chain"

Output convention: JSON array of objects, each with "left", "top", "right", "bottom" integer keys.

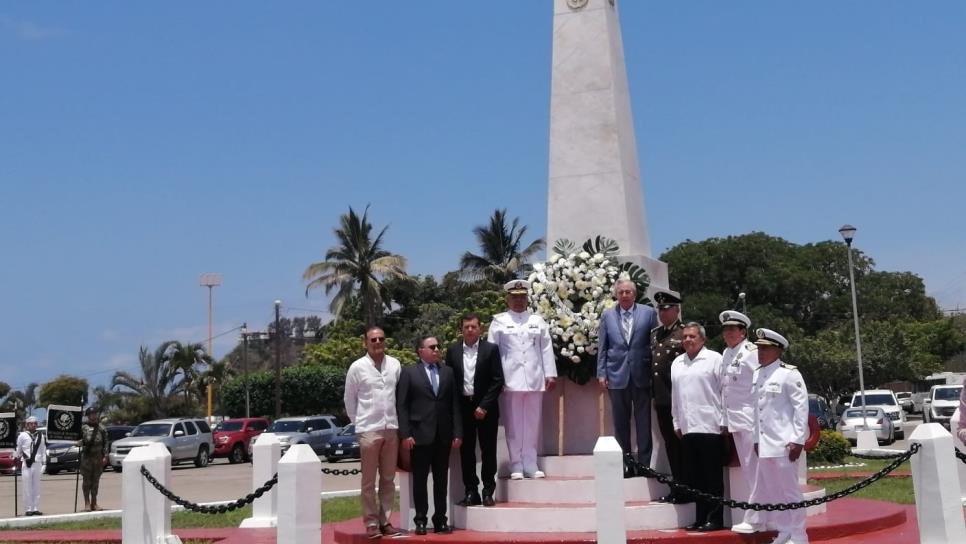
[
  {"left": 955, "top": 447, "right": 966, "bottom": 465},
  {"left": 849, "top": 449, "right": 911, "bottom": 460},
  {"left": 140, "top": 465, "right": 278, "bottom": 514},
  {"left": 640, "top": 442, "right": 919, "bottom": 512},
  {"left": 321, "top": 467, "right": 362, "bottom": 475}
]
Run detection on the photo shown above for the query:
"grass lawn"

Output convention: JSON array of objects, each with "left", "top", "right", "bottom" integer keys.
[{"left": 0, "top": 495, "right": 374, "bottom": 532}]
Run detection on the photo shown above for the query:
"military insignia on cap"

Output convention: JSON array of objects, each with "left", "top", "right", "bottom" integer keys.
[
  {"left": 503, "top": 279, "right": 531, "bottom": 294},
  {"left": 719, "top": 310, "right": 751, "bottom": 328},
  {"left": 754, "top": 328, "right": 789, "bottom": 349}
]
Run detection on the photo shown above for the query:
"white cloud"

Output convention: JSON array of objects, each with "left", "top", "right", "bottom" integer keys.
[{"left": 0, "top": 15, "right": 65, "bottom": 41}]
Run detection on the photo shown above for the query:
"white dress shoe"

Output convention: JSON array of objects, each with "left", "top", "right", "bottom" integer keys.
[
  {"left": 731, "top": 522, "right": 764, "bottom": 534},
  {"left": 532, "top": 470, "right": 546, "bottom": 479},
  {"left": 510, "top": 472, "right": 524, "bottom": 480}
]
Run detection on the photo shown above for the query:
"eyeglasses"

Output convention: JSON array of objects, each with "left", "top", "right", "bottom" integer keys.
[
  {"left": 368, "top": 337, "right": 386, "bottom": 343},
  {"left": 423, "top": 344, "right": 441, "bottom": 351}
]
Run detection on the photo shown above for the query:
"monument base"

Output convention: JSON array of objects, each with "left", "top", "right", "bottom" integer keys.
[{"left": 619, "top": 253, "right": 669, "bottom": 294}]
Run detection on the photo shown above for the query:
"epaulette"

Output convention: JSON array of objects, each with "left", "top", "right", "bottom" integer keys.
[
  {"left": 744, "top": 343, "right": 757, "bottom": 351},
  {"left": 780, "top": 362, "right": 797, "bottom": 370}
]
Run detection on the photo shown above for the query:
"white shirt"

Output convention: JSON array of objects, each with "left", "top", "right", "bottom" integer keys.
[
  {"left": 344, "top": 353, "right": 401, "bottom": 433},
  {"left": 670, "top": 347, "right": 725, "bottom": 434},
  {"left": 15, "top": 430, "right": 46, "bottom": 466},
  {"left": 462, "top": 341, "right": 479, "bottom": 396},
  {"left": 721, "top": 340, "right": 760, "bottom": 432},
  {"left": 753, "top": 359, "right": 809, "bottom": 458},
  {"left": 487, "top": 310, "right": 557, "bottom": 391}
]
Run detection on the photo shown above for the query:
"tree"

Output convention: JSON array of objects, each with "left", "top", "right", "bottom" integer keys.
[
  {"left": 303, "top": 205, "right": 408, "bottom": 327},
  {"left": 37, "top": 375, "right": 89, "bottom": 408},
  {"left": 111, "top": 342, "right": 193, "bottom": 419},
  {"left": 1, "top": 382, "right": 38, "bottom": 421},
  {"left": 166, "top": 341, "right": 212, "bottom": 410},
  {"left": 459, "top": 209, "right": 545, "bottom": 284}
]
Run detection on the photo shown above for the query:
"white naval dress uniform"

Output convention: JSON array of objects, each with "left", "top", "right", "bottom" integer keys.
[
  {"left": 751, "top": 360, "right": 809, "bottom": 543},
  {"left": 487, "top": 310, "right": 556, "bottom": 475},
  {"left": 721, "top": 340, "right": 760, "bottom": 525},
  {"left": 15, "top": 430, "right": 47, "bottom": 513}
]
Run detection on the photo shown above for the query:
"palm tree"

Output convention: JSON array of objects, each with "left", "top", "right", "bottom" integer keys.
[
  {"left": 0, "top": 382, "right": 38, "bottom": 421},
  {"left": 303, "top": 205, "right": 408, "bottom": 327},
  {"left": 167, "top": 341, "right": 212, "bottom": 409},
  {"left": 460, "top": 209, "right": 545, "bottom": 284},
  {"left": 111, "top": 341, "right": 190, "bottom": 419}
]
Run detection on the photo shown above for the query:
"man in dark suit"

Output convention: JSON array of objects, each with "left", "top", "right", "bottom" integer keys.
[
  {"left": 397, "top": 336, "right": 463, "bottom": 535},
  {"left": 597, "top": 280, "right": 658, "bottom": 476},
  {"left": 445, "top": 313, "right": 504, "bottom": 507}
]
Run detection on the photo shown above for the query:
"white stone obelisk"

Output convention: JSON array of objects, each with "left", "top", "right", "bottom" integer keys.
[
  {"left": 542, "top": 0, "right": 667, "bottom": 456},
  {"left": 546, "top": 0, "right": 667, "bottom": 290}
]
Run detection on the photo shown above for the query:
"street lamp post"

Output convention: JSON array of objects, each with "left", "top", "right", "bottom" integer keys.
[
  {"left": 200, "top": 273, "right": 223, "bottom": 424},
  {"left": 241, "top": 323, "right": 250, "bottom": 419},
  {"left": 273, "top": 300, "right": 282, "bottom": 419},
  {"left": 839, "top": 225, "right": 868, "bottom": 420}
]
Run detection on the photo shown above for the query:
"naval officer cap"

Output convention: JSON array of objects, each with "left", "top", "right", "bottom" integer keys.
[
  {"left": 754, "top": 328, "right": 789, "bottom": 350},
  {"left": 504, "top": 279, "right": 531, "bottom": 295},
  {"left": 25, "top": 416, "right": 38, "bottom": 424},
  {"left": 719, "top": 310, "right": 751, "bottom": 328},
  {"left": 652, "top": 288, "right": 682, "bottom": 309}
]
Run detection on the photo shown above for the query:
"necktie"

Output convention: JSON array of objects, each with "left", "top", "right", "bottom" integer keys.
[
  {"left": 429, "top": 364, "right": 439, "bottom": 395},
  {"left": 622, "top": 310, "right": 632, "bottom": 341}
]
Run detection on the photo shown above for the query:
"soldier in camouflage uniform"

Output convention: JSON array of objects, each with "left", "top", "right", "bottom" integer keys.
[
  {"left": 78, "top": 408, "right": 108, "bottom": 511},
  {"left": 650, "top": 289, "right": 688, "bottom": 503}
]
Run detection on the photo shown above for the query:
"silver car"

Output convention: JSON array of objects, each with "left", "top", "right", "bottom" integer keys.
[
  {"left": 109, "top": 418, "right": 214, "bottom": 471},
  {"left": 268, "top": 415, "right": 340, "bottom": 455},
  {"left": 837, "top": 407, "right": 895, "bottom": 445}
]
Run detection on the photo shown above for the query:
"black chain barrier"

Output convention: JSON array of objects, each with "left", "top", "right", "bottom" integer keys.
[
  {"left": 639, "top": 442, "right": 920, "bottom": 512},
  {"left": 849, "top": 449, "right": 911, "bottom": 460},
  {"left": 321, "top": 467, "right": 362, "bottom": 476},
  {"left": 140, "top": 465, "right": 278, "bottom": 514},
  {"left": 955, "top": 447, "right": 966, "bottom": 465}
]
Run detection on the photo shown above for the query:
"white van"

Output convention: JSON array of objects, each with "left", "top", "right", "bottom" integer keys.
[
  {"left": 848, "top": 390, "right": 905, "bottom": 440},
  {"left": 924, "top": 384, "right": 963, "bottom": 429}
]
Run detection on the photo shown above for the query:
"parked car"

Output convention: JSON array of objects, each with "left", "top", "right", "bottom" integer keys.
[
  {"left": 323, "top": 424, "right": 360, "bottom": 462},
  {"left": 0, "top": 449, "right": 18, "bottom": 475},
  {"left": 809, "top": 394, "right": 835, "bottom": 429},
  {"left": 923, "top": 384, "right": 964, "bottom": 429},
  {"left": 267, "top": 415, "right": 340, "bottom": 455},
  {"left": 848, "top": 390, "right": 905, "bottom": 439},
  {"left": 838, "top": 407, "right": 895, "bottom": 445},
  {"left": 45, "top": 425, "right": 134, "bottom": 475},
  {"left": 895, "top": 392, "right": 914, "bottom": 413},
  {"left": 109, "top": 418, "right": 214, "bottom": 471},
  {"left": 212, "top": 417, "right": 269, "bottom": 463}
]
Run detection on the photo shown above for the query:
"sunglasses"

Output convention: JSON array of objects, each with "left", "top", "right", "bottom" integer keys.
[
  {"left": 368, "top": 337, "right": 386, "bottom": 343},
  {"left": 422, "top": 344, "right": 441, "bottom": 351}
]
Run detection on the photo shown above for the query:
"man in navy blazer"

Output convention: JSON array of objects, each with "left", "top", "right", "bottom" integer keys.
[
  {"left": 445, "top": 313, "right": 504, "bottom": 507},
  {"left": 397, "top": 336, "right": 463, "bottom": 535},
  {"left": 597, "top": 279, "right": 658, "bottom": 474}
]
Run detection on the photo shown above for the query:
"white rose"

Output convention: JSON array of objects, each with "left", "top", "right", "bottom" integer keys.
[
  {"left": 577, "top": 346, "right": 585, "bottom": 354},
  {"left": 579, "top": 251, "right": 590, "bottom": 260},
  {"left": 570, "top": 355, "right": 581, "bottom": 363}
]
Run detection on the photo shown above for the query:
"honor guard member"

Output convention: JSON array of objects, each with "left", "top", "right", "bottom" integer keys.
[
  {"left": 15, "top": 416, "right": 47, "bottom": 516},
  {"left": 487, "top": 279, "right": 557, "bottom": 480},
  {"left": 747, "top": 328, "right": 809, "bottom": 544},
  {"left": 650, "top": 289, "right": 687, "bottom": 503},
  {"left": 79, "top": 408, "right": 109, "bottom": 511},
  {"left": 717, "top": 311, "right": 762, "bottom": 533}
]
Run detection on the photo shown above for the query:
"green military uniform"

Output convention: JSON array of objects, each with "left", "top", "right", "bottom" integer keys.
[
  {"left": 651, "top": 318, "right": 687, "bottom": 501},
  {"left": 79, "top": 422, "right": 108, "bottom": 510}
]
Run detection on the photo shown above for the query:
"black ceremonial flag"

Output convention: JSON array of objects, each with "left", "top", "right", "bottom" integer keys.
[
  {"left": 0, "top": 412, "right": 15, "bottom": 448},
  {"left": 46, "top": 405, "right": 83, "bottom": 441}
]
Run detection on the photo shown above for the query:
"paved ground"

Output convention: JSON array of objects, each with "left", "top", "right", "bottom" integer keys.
[{"left": 0, "top": 456, "right": 367, "bottom": 518}]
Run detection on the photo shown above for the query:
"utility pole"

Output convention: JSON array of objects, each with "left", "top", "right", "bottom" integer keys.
[
  {"left": 274, "top": 300, "right": 282, "bottom": 419},
  {"left": 241, "top": 323, "right": 250, "bottom": 418},
  {"left": 199, "top": 273, "right": 222, "bottom": 424}
]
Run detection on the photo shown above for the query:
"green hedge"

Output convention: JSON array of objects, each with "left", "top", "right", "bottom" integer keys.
[
  {"left": 221, "top": 365, "right": 347, "bottom": 420},
  {"left": 809, "top": 430, "right": 850, "bottom": 464}
]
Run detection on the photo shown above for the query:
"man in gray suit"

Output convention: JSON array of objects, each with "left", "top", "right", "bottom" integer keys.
[{"left": 597, "top": 279, "right": 658, "bottom": 475}]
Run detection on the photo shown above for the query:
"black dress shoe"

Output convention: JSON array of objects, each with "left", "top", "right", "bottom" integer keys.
[
  {"left": 684, "top": 521, "right": 703, "bottom": 531},
  {"left": 434, "top": 525, "right": 453, "bottom": 534},
  {"left": 623, "top": 454, "right": 637, "bottom": 478},
  {"left": 697, "top": 521, "right": 723, "bottom": 532},
  {"left": 482, "top": 495, "right": 496, "bottom": 507},
  {"left": 458, "top": 492, "right": 482, "bottom": 506},
  {"left": 656, "top": 495, "right": 672, "bottom": 503},
  {"left": 414, "top": 522, "right": 427, "bottom": 535}
]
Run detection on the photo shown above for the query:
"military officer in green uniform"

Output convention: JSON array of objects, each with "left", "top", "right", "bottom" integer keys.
[
  {"left": 78, "top": 408, "right": 108, "bottom": 511},
  {"left": 650, "top": 289, "right": 688, "bottom": 503}
]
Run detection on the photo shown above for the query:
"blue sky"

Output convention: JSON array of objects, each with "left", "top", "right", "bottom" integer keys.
[{"left": 1, "top": 2, "right": 964, "bottom": 397}]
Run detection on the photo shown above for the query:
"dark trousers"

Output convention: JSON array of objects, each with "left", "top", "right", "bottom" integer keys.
[
  {"left": 412, "top": 439, "right": 452, "bottom": 527},
  {"left": 655, "top": 403, "right": 685, "bottom": 492},
  {"left": 459, "top": 400, "right": 498, "bottom": 497},
  {"left": 681, "top": 433, "right": 725, "bottom": 526},
  {"left": 608, "top": 385, "right": 652, "bottom": 465}
]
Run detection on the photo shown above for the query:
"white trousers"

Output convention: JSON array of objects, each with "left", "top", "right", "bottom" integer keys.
[
  {"left": 750, "top": 455, "right": 807, "bottom": 542},
  {"left": 500, "top": 391, "right": 543, "bottom": 475},
  {"left": 732, "top": 430, "right": 761, "bottom": 526},
  {"left": 22, "top": 463, "right": 43, "bottom": 512}
]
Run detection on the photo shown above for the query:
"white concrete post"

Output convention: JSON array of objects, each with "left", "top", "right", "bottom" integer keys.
[
  {"left": 240, "top": 433, "right": 281, "bottom": 528},
  {"left": 398, "top": 469, "right": 414, "bottom": 531},
  {"left": 909, "top": 423, "right": 966, "bottom": 543},
  {"left": 122, "top": 443, "right": 182, "bottom": 544},
  {"left": 276, "top": 444, "right": 321, "bottom": 543},
  {"left": 950, "top": 408, "right": 966, "bottom": 503},
  {"left": 856, "top": 429, "right": 878, "bottom": 450},
  {"left": 593, "top": 436, "right": 625, "bottom": 544}
]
